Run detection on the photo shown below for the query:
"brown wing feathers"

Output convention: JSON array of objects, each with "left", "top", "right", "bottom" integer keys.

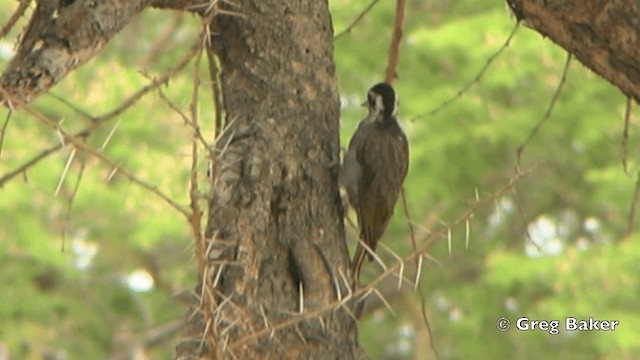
[{"left": 351, "top": 123, "right": 408, "bottom": 279}]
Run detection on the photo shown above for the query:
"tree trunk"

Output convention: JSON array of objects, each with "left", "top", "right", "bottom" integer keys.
[
  {"left": 507, "top": 0, "right": 640, "bottom": 103},
  {"left": 176, "top": 1, "right": 364, "bottom": 359}
]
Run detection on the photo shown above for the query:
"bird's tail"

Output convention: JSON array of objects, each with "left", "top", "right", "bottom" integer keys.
[
  {"left": 351, "top": 243, "right": 366, "bottom": 283},
  {"left": 351, "top": 241, "right": 375, "bottom": 282}
]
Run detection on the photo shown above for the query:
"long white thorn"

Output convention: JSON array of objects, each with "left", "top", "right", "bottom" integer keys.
[
  {"left": 373, "top": 288, "right": 396, "bottom": 317},
  {"left": 298, "top": 281, "right": 304, "bottom": 314},
  {"left": 55, "top": 147, "right": 76, "bottom": 197},
  {"left": 447, "top": 227, "right": 452, "bottom": 254},
  {"left": 414, "top": 253, "right": 423, "bottom": 291},
  {"left": 465, "top": 218, "right": 470, "bottom": 250}
]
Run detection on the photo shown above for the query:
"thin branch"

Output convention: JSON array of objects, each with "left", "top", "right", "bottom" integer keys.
[
  {"left": 140, "top": 13, "right": 185, "bottom": 69},
  {"left": 400, "top": 188, "right": 417, "bottom": 266},
  {"left": 61, "top": 159, "right": 86, "bottom": 251},
  {"left": 150, "top": 0, "right": 215, "bottom": 13},
  {"left": 0, "top": 142, "right": 63, "bottom": 187},
  {"left": 622, "top": 97, "right": 632, "bottom": 174},
  {"left": 384, "top": 0, "right": 407, "bottom": 84},
  {"left": 55, "top": 147, "right": 77, "bottom": 197},
  {"left": 400, "top": 187, "right": 436, "bottom": 354},
  {"left": 511, "top": 185, "right": 542, "bottom": 253},
  {"left": 517, "top": 53, "right": 572, "bottom": 166},
  {"left": 94, "top": 41, "right": 201, "bottom": 123},
  {"left": 155, "top": 86, "right": 211, "bottom": 151},
  {"left": 0, "top": 0, "right": 31, "bottom": 39},
  {"left": 333, "top": 0, "right": 380, "bottom": 41},
  {"left": 0, "top": 34, "right": 201, "bottom": 188},
  {"left": 1, "top": 0, "right": 153, "bottom": 108},
  {"left": 190, "top": 36, "right": 206, "bottom": 274},
  {"left": 205, "top": 43, "right": 224, "bottom": 138},
  {"left": 506, "top": 0, "right": 640, "bottom": 103},
  {"left": 626, "top": 171, "right": 640, "bottom": 237},
  {"left": 25, "top": 107, "right": 190, "bottom": 218},
  {"left": 46, "top": 93, "right": 94, "bottom": 120},
  {"left": 0, "top": 110, "right": 11, "bottom": 159},
  {"left": 411, "top": 22, "right": 520, "bottom": 121},
  {"left": 229, "top": 164, "right": 536, "bottom": 349}
]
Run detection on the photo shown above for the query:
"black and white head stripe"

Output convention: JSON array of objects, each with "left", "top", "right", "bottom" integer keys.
[{"left": 368, "top": 82, "right": 397, "bottom": 118}]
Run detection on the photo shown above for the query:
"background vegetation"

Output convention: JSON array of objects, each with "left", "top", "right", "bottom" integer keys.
[{"left": 1, "top": 0, "right": 639, "bottom": 359}]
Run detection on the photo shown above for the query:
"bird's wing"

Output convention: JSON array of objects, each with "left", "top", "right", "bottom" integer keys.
[
  {"left": 340, "top": 120, "right": 374, "bottom": 204},
  {"left": 384, "top": 131, "right": 409, "bottom": 211},
  {"left": 356, "top": 127, "right": 408, "bottom": 252}
]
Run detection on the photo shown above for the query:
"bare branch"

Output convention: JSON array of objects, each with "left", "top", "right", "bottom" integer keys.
[
  {"left": 0, "top": 0, "right": 31, "bottom": 40},
  {"left": 230, "top": 165, "right": 536, "bottom": 349},
  {"left": 0, "top": 111, "right": 11, "bottom": 158},
  {"left": 384, "top": 0, "right": 406, "bottom": 84},
  {"left": 1, "top": 0, "right": 154, "bottom": 108},
  {"left": 61, "top": 159, "right": 86, "bottom": 251},
  {"left": 411, "top": 22, "right": 520, "bottom": 121},
  {"left": 626, "top": 171, "right": 640, "bottom": 237},
  {"left": 0, "top": 142, "right": 63, "bottom": 187},
  {"left": 151, "top": 0, "right": 208, "bottom": 12},
  {"left": 0, "top": 34, "right": 200, "bottom": 188},
  {"left": 622, "top": 97, "right": 632, "bottom": 173},
  {"left": 333, "top": 0, "right": 380, "bottom": 41},
  {"left": 507, "top": 0, "right": 640, "bottom": 103},
  {"left": 517, "top": 53, "right": 572, "bottom": 166},
  {"left": 25, "top": 107, "right": 191, "bottom": 218},
  {"left": 189, "top": 37, "right": 206, "bottom": 275}
]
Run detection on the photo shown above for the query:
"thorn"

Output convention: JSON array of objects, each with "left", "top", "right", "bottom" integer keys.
[
  {"left": 55, "top": 119, "right": 66, "bottom": 146},
  {"left": 259, "top": 304, "right": 270, "bottom": 330},
  {"left": 205, "top": 231, "right": 219, "bottom": 259},
  {"left": 200, "top": 266, "right": 209, "bottom": 306},
  {"left": 106, "top": 166, "right": 119, "bottom": 182},
  {"left": 55, "top": 147, "right": 76, "bottom": 197},
  {"left": 333, "top": 272, "right": 343, "bottom": 301},
  {"left": 337, "top": 268, "right": 354, "bottom": 306},
  {"left": 414, "top": 254, "right": 423, "bottom": 291},
  {"left": 298, "top": 281, "right": 304, "bottom": 314},
  {"left": 294, "top": 325, "right": 308, "bottom": 344},
  {"left": 358, "top": 287, "right": 374, "bottom": 303},
  {"left": 356, "top": 237, "right": 387, "bottom": 271},
  {"left": 100, "top": 118, "right": 121, "bottom": 150},
  {"left": 379, "top": 242, "right": 405, "bottom": 289},
  {"left": 221, "top": 333, "right": 229, "bottom": 351},
  {"left": 212, "top": 264, "right": 224, "bottom": 287},
  {"left": 465, "top": 218, "right": 470, "bottom": 250},
  {"left": 200, "top": 318, "right": 212, "bottom": 351},
  {"left": 447, "top": 227, "right": 452, "bottom": 254},
  {"left": 220, "top": 320, "right": 238, "bottom": 336},
  {"left": 373, "top": 288, "right": 396, "bottom": 316},
  {"left": 340, "top": 304, "right": 359, "bottom": 322}
]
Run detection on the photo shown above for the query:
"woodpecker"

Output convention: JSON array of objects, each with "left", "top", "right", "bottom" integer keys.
[{"left": 339, "top": 82, "right": 409, "bottom": 282}]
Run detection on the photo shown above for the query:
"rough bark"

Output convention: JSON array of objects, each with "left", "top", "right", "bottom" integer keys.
[
  {"left": 0, "top": 0, "right": 204, "bottom": 109},
  {"left": 175, "top": 1, "right": 364, "bottom": 359},
  {"left": 507, "top": 0, "right": 640, "bottom": 103},
  {"left": 0, "top": 0, "right": 154, "bottom": 108}
]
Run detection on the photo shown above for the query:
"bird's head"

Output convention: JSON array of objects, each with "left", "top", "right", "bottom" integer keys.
[{"left": 365, "top": 82, "right": 397, "bottom": 120}]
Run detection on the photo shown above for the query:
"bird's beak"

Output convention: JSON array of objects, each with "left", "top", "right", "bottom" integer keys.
[{"left": 360, "top": 100, "right": 367, "bottom": 107}]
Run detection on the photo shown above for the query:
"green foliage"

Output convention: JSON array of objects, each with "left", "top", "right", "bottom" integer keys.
[
  {"left": 1, "top": 0, "right": 639, "bottom": 358},
  {"left": 333, "top": 1, "right": 640, "bottom": 359},
  {"left": 0, "top": 6, "right": 201, "bottom": 360}
]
